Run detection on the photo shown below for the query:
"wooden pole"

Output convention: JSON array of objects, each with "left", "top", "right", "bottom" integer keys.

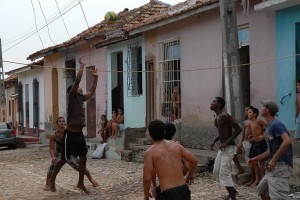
[{"left": 220, "top": 0, "right": 244, "bottom": 122}]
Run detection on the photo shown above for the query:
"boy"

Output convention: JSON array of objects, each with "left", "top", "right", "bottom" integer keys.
[{"left": 247, "top": 106, "right": 267, "bottom": 186}]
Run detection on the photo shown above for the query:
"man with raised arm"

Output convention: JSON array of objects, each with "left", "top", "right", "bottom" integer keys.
[{"left": 50, "top": 58, "right": 98, "bottom": 194}]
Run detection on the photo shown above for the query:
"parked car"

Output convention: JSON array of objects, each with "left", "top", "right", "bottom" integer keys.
[{"left": 0, "top": 122, "right": 17, "bottom": 149}]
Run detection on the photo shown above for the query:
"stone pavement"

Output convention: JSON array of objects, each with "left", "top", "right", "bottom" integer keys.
[{"left": 0, "top": 145, "right": 260, "bottom": 200}]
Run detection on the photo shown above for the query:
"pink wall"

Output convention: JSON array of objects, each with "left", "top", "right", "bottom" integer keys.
[{"left": 145, "top": 3, "right": 276, "bottom": 125}]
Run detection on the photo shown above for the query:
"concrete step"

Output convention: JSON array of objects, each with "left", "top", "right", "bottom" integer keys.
[
  {"left": 16, "top": 135, "right": 40, "bottom": 148},
  {"left": 136, "top": 138, "right": 153, "bottom": 145},
  {"left": 120, "top": 149, "right": 133, "bottom": 162}
]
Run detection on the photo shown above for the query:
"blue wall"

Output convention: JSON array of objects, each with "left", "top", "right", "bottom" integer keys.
[{"left": 276, "top": 5, "right": 300, "bottom": 129}]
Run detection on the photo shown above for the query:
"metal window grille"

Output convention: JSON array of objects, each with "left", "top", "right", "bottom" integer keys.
[
  {"left": 158, "top": 39, "right": 181, "bottom": 122},
  {"left": 127, "top": 43, "right": 142, "bottom": 96}
]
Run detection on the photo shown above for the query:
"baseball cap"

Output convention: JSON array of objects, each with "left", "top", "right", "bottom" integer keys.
[{"left": 260, "top": 100, "right": 279, "bottom": 114}]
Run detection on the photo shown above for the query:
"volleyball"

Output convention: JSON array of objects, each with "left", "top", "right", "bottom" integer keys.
[{"left": 104, "top": 11, "right": 117, "bottom": 24}]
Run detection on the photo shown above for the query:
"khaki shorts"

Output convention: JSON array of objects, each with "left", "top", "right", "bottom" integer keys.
[
  {"left": 256, "top": 162, "right": 292, "bottom": 200},
  {"left": 213, "top": 145, "right": 235, "bottom": 187}
]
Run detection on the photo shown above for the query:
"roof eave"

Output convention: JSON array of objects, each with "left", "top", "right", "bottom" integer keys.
[
  {"left": 129, "top": 2, "right": 219, "bottom": 36},
  {"left": 94, "top": 33, "right": 143, "bottom": 48}
]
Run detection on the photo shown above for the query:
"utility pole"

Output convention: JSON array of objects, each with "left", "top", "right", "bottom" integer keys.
[
  {"left": 0, "top": 38, "right": 6, "bottom": 122},
  {"left": 220, "top": 0, "right": 244, "bottom": 122}
]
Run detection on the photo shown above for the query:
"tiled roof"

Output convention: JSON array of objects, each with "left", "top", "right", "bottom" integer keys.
[
  {"left": 5, "top": 59, "right": 44, "bottom": 76},
  {"left": 27, "top": 0, "right": 170, "bottom": 60},
  {"left": 4, "top": 74, "right": 17, "bottom": 82},
  {"left": 27, "top": 0, "right": 218, "bottom": 60}
]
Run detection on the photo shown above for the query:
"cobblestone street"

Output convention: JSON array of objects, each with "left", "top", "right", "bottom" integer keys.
[{"left": 0, "top": 146, "right": 259, "bottom": 200}]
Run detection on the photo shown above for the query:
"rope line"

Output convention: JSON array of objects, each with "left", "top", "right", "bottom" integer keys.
[{"left": 2, "top": 53, "right": 300, "bottom": 74}]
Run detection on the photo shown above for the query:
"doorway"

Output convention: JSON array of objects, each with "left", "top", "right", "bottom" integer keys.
[
  {"left": 296, "top": 23, "right": 300, "bottom": 80},
  {"left": 111, "top": 52, "right": 124, "bottom": 111},
  {"left": 146, "top": 61, "right": 155, "bottom": 125},
  {"left": 239, "top": 45, "right": 250, "bottom": 108}
]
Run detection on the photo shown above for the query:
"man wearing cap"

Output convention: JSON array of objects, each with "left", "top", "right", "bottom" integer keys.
[{"left": 248, "top": 100, "right": 293, "bottom": 200}]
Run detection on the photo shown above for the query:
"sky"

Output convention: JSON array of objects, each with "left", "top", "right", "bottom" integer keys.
[{"left": 0, "top": 0, "right": 183, "bottom": 74}]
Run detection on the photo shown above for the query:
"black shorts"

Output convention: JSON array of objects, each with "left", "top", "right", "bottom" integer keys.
[
  {"left": 249, "top": 140, "right": 268, "bottom": 159},
  {"left": 161, "top": 184, "right": 191, "bottom": 200},
  {"left": 155, "top": 186, "right": 162, "bottom": 200},
  {"left": 64, "top": 130, "right": 88, "bottom": 159}
]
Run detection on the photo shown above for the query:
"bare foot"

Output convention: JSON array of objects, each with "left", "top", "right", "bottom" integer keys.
[
  {"left": 44, "top": 185, "right": 50, "bottom": 191},
  {"left": 235, "top": 169, "right": 244, "bottom": 176},
  {"left": 91, "top": 179, "right": 99, "bottom": 187},
  {"left": 251, "top": 180, "right": 259, "bottom": 187},
  {"left": 246, "top": 181, "right": 253, "bottom": 186},
  {"left": 77, "top": 184, "right": 90, "bottom": 194}
]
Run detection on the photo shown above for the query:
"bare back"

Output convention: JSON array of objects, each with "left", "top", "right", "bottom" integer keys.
[{"left": 146, "top": 141, "right": 186, "bottom": 191}]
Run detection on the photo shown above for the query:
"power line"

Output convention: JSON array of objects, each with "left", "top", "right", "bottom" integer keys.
[
  {"left": 54, "top": 0, "right": 71, "bottom": 38},
  {"left": 37, "top": 0, "right": 55, "bottom": 45},
  {"left": 30, "top": 0, "right": 45, "bottom": 49},
  {"left": 77, "top": 0, "right": 90, "bottom": 29},
  {"left": 2, "top": 0, "right": 77, "bottom": 46},
  {"left": 3, "top": 0, "right": 85, "bottom": 53}
]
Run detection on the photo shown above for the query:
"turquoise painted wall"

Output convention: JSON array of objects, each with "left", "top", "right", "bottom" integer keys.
[
  {"left": 276, "top": 5, "right": 300, "bottom": 130},
  {"left": 106, "top": 37, "right": 146, "bottom": 128}
]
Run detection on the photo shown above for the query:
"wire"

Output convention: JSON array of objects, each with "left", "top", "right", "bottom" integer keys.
[
  {"left": 37, "top": 0, "right": 55, "bottom": 45},
  {"left": 54, "top": 0, "right": 71, "bottom": 38},
  {"left": 2, "top": 0, "right": 77, "bottom": 46},
  {"left": 77, "top": 0, "right": 91, "bottom": 65},
  {"left": 3, "top": 0, "right": 85, "bottom": 53},
  {"left": 77, "top": 0, "right": 89, "bottom": 29},
  {"left": 30, "top": 0, "right": 45, "bottom": 49}
]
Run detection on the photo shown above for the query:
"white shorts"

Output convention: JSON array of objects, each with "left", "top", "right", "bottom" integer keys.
[{"left": 213, "top": 145, "right": 235, "bottom": 187}]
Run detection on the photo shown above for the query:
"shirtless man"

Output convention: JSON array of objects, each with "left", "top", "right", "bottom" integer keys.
[
  {"left": 50, "top": 58, "right": 98, "bottom": 194},
  {"left": 143, "top": 120, "right": 198, "bottom": 200},
  {"left": 152, "top": 122, "right": 190, "bottom": 199},
  {"left": 247, "top": 106, "right": 267, "bottom": 186},
  {"left": 210, "top": 97, "right": 242, "bottom": 200}
]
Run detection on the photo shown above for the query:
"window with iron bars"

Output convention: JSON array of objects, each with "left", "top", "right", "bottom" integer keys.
[
  {"left": 127, "top": 43, "right": 142, "bottom": 96},
  {"left": 158, "top": 39, "right": 181, "bottom": 123}
]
